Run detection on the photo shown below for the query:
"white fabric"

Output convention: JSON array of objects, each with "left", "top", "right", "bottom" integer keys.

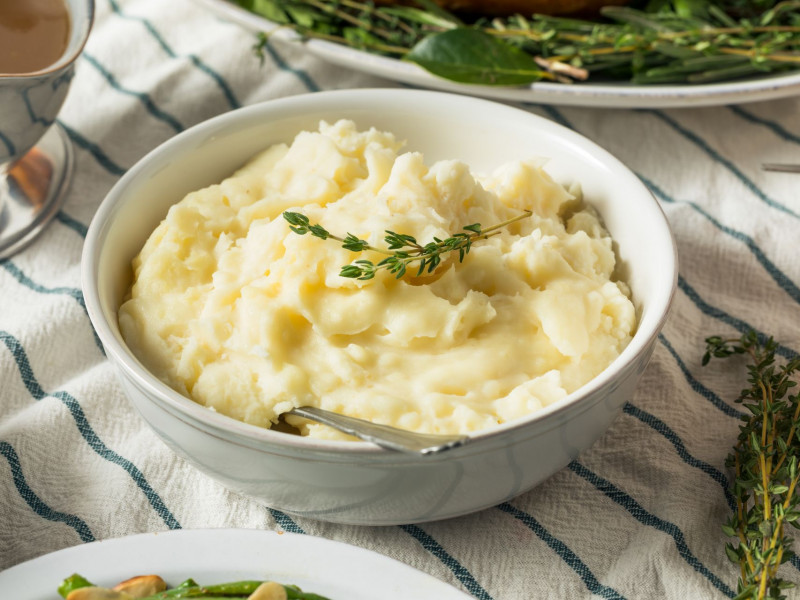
[{"left": 2, "top": 1, "right": 800, "bottom": 598}]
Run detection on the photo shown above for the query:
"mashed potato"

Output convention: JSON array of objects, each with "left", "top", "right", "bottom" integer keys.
[{"left": 118, "top": 120, "right": 635, "bottom": 438}]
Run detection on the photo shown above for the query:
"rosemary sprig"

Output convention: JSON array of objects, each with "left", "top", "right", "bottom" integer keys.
[
  {"left": 239, "top": 0, "right": 800, "bottom": 86},
  {"left": 703, "top": 332, "right": 800, "bottom": 600},
  {"left": 282, "top": 209, "right": 531, "bottom": 280}
]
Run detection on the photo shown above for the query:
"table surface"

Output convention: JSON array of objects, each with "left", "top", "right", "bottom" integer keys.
[{"left": 2, "top": 1, "right": 800, "bottom": 599}]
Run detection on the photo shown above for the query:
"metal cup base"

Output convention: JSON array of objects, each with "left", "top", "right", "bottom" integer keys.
[{"left": 0, "top": 122, "right": 74, "bottom": 259}]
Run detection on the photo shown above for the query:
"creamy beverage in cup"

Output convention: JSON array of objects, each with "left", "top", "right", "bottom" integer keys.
[
  {"left": 0, "top": 0, "right": 93, "bottom": 258},
  {"left": 0, "top": 0, "right": 71, "bottom": 76}
]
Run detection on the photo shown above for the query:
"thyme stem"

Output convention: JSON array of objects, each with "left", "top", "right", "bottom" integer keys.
[
  {"left": 704, "top": 332, "right": 800, "bottom": 599},
  {"left": 282, "top": 209, "right": 531, "bottom": 281}
]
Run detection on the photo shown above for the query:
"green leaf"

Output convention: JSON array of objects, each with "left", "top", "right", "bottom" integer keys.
[
  {"left": 405, "top": 28, "right": 545, "bottom": 86},
  {"left": 733, "top": 584, "right": 758, "bottom": 600},
  {"left": 343, "top": 27, "right": 386, "bottom": 49},
  {"left": 407, "top": 0, "right": 463, "bottom": 26},
  {"left": 342, "top": 234, "right": 369, "bottom": 252},
  {"left": 285, "top": 5, "right": 320, "bottom": 28},
  {"left": 245, "top": 0, "right": 290, "bottom": 24},
  {"left": 308, "top": 224, "right": 330, "bottom": 240},
  {"left": 722, "top": 524, "right": 737, "bottom": 537},
  {"left": 673, "top": 0, "right": 711, "bottom": 19},
  {"left": 381, "top": 6, "right": 460, "bottom": 29},
  {"left": 759, "top": 520, "right": 774, "bottom": 538},
  {"left": 726, "top": 542, "right": 741, "bottom": 563},
  {"left": 58, "top": 574, "right": 94, "bottom": 598}
]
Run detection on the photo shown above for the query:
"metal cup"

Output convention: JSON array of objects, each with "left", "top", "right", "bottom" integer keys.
[{"left": 0, "top": 0, "right": 95, "bottom": 258}]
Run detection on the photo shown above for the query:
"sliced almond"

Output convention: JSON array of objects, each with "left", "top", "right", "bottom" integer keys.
[
  {"left": 66, "top": 588, "right": 130, "bottom": 600},
  {"left": 113, "top": 575, "right": 168, "bottom": 598},
  {"left": 248, "top": 581, "right": 288, "bottom": 600}
]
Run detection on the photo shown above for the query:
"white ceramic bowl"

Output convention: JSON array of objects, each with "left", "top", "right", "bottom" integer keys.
[{"left": 82, "top": 89, "right": 677, "bottom": 525}]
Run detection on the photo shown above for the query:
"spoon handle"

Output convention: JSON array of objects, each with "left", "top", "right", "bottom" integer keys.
[
  {"left": 762, "top": 163, "right": 800, "bottom": 174},
  {"left": 288, "top": 406, "right": 469, "bottom": 455}
]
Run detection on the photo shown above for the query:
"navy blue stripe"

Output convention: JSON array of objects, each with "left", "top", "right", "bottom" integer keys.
[
  {"left": 0, "top": 331, "right": 181, "bottom": 530},
  {"left": 0, "top": 260, "right": 103, "bottom": 352},
  {"left": 81, "top": 52, "right": 185, "bottom": 134},
  {"left": 568, "top": 461, "right": 735, "bottom": 598},
  {"left": 623, "top": 403, "right": 735, "bottom": 511},
  {"left": 267, "top": 507, "right": 491, "bottom": 598},
  {"left": 206, "top": 14, "right": 320, "bottom": 94},
  {"left": 677, "top": 274, "right": 797, "bottom": 360},
  {"left": 58, "top": 120, "right": 126, "bottom": 177},
  {"left": 0, "top": 441, "right": 95, "bottom": 542},
  {"left": 262, "top": 44, "right": 320, "bottom": 93},
  {"left": 1, "top": 260, "right": 85, "bottom": 310},
  {"left": 400, "top": 524, "right": 493, "bottom": 600},
  {"left": 105, "top": 0, "right": 240, "bottom": 111},
  {"left": 621, "top": 399, "right": 797, "bottom": 572},
  {"left": 648, "top": 110, "right": 800, "bottom": 220},
  {"left": 55, "top": 211, "right": 89, "bottom": 239},
  {"left": 0, "top": 128, "right": 17, "bottom": 156},
  {"left": 267, "top": 508, "right": 306, "bottom": 534},
  {"left": 729, "top": 105, "right": 800, "bottom": 145},
  {"left": 658, "top": 333, "right": 744, "bottom": 419},
  {"left": 496, "top": 503, "right": 627, "bottom": 600},
  {"left": 537, "top": 104, "right": 570, "bottom": 128},
  {"left": 22, "top": 87, "right": 53, "bottom": 127},
  {"left": 643, "top": 175, "right": 800, "bottom": 308}
]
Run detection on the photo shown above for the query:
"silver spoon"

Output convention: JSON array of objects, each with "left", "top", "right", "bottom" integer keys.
[
  {"left": 288, "top": 406, "right": 469, "bottom": 455},
  {"left": 762, "top": 163, "right": 800, "bottom": 174}
]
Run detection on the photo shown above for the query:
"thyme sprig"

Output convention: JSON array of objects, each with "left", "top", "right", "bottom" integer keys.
[
  {"left": 704, "top": 332, "right": 800, "bottom": 600},
  {"left": 238, "top": 0, "right": 800, "bottom": 86},
  {"left": 282, "top": 209, "right": 531, "bottom": 280}
]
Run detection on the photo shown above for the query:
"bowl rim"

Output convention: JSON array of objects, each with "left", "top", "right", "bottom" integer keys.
[{"left": 81, "top": 88, "right": 678, "bottom": 457}]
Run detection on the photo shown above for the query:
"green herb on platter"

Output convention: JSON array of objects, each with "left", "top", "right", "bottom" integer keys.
[
  {"left": 282, "top": 209, "right": 531, "bottom": 280},
  {"left": 235, "top": 0, "right": 800, "bottom": 86},
  {"left": 703, "top": 332, "right": 800, "bottom": 600}
]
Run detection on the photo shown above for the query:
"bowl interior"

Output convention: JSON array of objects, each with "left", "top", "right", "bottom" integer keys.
[{"left": 86, "top": 89, "right": 676, "bottom": 444}]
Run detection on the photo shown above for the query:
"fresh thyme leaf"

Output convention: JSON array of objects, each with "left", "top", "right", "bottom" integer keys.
[
  {"left": 282, "top": 211, "right": 331, "bottom": 239},
  {"left": 342, "top": 233, "right": 369, "bottom": 252},
  {"left": 384, "top": 230, "right": 419, "bottom": 250},
  {"left": 282, "top": 209, "right": 531, "bottom": 281},
  {"left": 704, "top": 331, "right": 800, "bottom": 599}
]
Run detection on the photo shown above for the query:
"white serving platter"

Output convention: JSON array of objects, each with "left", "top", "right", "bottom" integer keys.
[{"left": 195, "top": 0, "right": 800, "bottom": 109}]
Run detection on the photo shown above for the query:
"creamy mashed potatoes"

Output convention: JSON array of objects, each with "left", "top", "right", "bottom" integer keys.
[{"left": 118, "top": 120, "right": 635, "bottom": 438}]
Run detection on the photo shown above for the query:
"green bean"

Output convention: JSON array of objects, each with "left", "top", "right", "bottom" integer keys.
[
  {"left": 140, "top": 580, "right": 261, "bottom": 597},
  {"left": 58, "top": 574, "right": 94, "bottom": 598},
  {"left": 59, "top": 575, "right": 332, "bottom": 600},
  {"left": 284, "top": 587, "right": 333, "bottom": 600},
  {"left": 141, "top": 581, "right": 332, "bottom": 599}
]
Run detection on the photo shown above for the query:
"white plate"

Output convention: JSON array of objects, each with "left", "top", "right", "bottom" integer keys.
[
  {"left": 0, "top": 529, "right": 472, "bottom": 599},
  {"left": 196, "top": 0, "right": 800, "bottom": 109}
]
